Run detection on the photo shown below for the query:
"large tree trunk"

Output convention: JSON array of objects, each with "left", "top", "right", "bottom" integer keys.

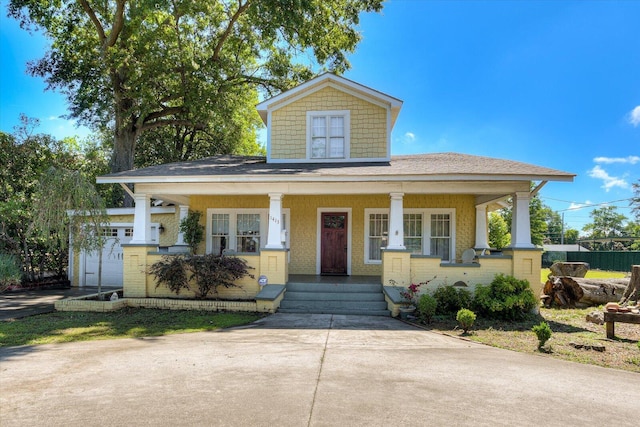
[
  {"left": 111, "top": 119, "right": 138, "bottom": 207},
  {"left": 619, "top": 265, "right": 640, "bottom": 306},
  {"left": 542, "top": 276, "right": 630, "bottom": 308}
]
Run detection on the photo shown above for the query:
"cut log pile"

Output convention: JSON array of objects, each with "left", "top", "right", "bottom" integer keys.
[{"left": 541, "top": 262, "right": 635, "bottom": 308}]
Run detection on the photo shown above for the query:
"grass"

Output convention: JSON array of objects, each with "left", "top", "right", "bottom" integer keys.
[
  {"left": 0, "top": 308, "right": 263, "bottom": 347},
  {"left": 424, "top": 269, "right": 639, "bottom": 372},
  {"left": 426, "top": 307, "right": 640, "bottom": 373},
  {"left": 540, "top": 268, "right": 628, "bottom": 283}
]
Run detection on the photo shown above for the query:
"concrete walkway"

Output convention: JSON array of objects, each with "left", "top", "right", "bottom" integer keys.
[
  {"left": 1, "top": 313, "right": 638, "bottom": 426},
  {"left": 0, "top": 287, "right": 108, "bottom": 321}
]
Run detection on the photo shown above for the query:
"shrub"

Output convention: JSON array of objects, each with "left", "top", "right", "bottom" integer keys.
[
  {"left": 433, "top": 285, "right": 471, "bottom": 315},
  {"left": 472, "top": 273, "right": 538, "bottom": 320},
  {"left": 417, "top": 293, "right": 437, "bottom": 324},
  {"left": 532, "top": 321, "right": 552, "bottom": 349},
  {"left": 0, "top": 253, "right": 22, "bottom": 292},
  {"left": 456, "top": 308, "right": 476, "bottom": 333},
  {"left": 179, "top": 210, "right": 205, "bottom": 254},
  {"left": 150, "top": 254, "right": 253, "bottom": 299}
]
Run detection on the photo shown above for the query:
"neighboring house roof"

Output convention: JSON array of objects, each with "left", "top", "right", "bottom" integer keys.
[
  {"left": 97, "top": 152, "right": 575, "bottom": 184},
  {"left": 543, "top": 244, "right": 590, "bottom": 252},
  {"left": 256, "top": 73, "right": 404, "bottom": 127}
]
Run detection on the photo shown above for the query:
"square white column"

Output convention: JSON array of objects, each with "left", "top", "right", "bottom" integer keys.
[
  {"left": 130, "top": 193, "right": 152, "bottom": 244},
  {"left": 175, "top": 205, "right": 189, "bottom": 246},
  {"left": 475, "top": 205, "right": 490, "bottom": 249},
  {"left": 510, "top": 191, "right": 534, "bottom": 248},
  {"left": 387, "top": 192, "right": 406, "bottom": 250},
  {"left": 266, "top": 193, "right": 284, "bottom": 249}
]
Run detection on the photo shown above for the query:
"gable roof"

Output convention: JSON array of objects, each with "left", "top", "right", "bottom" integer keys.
[
  {"left": 256, "top": 73, "right": 403, "bottom": 127},
  {"left": 97, "top": 152, "right": 575, "bottom": 184}
]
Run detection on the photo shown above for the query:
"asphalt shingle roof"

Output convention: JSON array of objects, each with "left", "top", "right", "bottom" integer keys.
[{"left": 98, "top": 152, "right": 575, "bottom": 182}]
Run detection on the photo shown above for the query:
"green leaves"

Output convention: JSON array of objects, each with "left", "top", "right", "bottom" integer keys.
[{"left": 9, "top": 0, "right": 384, "bottom": 175}]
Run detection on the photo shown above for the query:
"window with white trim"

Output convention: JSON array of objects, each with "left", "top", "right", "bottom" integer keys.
[
  {"left": 207, "top": 209, "right": 289, "bottom": 255},
  {"left": 430, "top": 213, "right": 451, "bottom": 261},
  {"left": 364, "top": 209, "right": 455, "bottom": 263},
  {"left": 368, "top": 212, "right": 388, "bottom": 262},
  {"left": 307, "top": 110, "right": 350, "bottom": 159}
]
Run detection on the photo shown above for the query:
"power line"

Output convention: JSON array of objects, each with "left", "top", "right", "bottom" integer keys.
[{"left": 539, "top": 196, "right": 634, "bottom": 212}]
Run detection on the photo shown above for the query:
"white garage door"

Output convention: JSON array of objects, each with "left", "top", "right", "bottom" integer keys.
[{"left": 82, "top": 225, "right": 158, "bottom": 287}]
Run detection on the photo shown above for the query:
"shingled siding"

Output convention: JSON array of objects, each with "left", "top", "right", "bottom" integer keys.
[
  {"left": 270, "top": 86, "right": 387, "bottom": 160},
  {"left": 188, "top": 193, "right": 475, "bottom": 277}
]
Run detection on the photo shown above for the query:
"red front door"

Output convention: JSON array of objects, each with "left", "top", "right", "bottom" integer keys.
[{"left": 321, "top": 212, "right": 348, "bottom": 275}]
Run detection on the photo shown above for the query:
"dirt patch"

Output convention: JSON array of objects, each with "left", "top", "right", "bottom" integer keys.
[{"left": 419, "top": 307, "right": 640, "bottom": 373}]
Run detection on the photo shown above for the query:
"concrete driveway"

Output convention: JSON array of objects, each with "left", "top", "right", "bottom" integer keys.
[{"left": 1, "top": 313, "right": 638, "bottom": 426}]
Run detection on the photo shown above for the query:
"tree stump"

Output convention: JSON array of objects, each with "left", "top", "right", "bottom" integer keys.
[
  {"left": 549, "top": 262, "right": 589, "bottom": 278},
  {"left": 619, "top": 265, "right": 640, "bottom": 306}
]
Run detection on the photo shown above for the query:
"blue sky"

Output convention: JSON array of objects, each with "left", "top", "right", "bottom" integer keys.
[{"left": 1, "top": 0, "right": 638, "bottom": 234}]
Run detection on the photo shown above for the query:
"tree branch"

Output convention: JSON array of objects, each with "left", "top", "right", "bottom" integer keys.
[
  {"left": 143, "top": 106, "right": 185, "bottom": 123},
  {"left": 106, "top": 0, "right": 127, "bottom": 47},
  {"left": 78, "top": 0, "right": 107, "bottom": 42},
  {"left": 211, "top": 0, "right": 251, "bottom": 62},
  {"left": 139, "top": 119, "right": 204, "bottom": 133}
]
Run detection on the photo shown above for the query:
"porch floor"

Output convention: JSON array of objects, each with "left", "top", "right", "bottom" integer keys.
[{"left": 287, "top": 275, "right": 381, "bottom": 285}]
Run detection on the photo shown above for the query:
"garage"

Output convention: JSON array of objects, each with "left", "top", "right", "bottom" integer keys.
[{"left": 79, "top": 224, "right": 159, "bottom": 287}]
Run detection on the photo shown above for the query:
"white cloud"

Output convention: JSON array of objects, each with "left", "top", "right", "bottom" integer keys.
[
  {"left": 594, "top": 155, "right": 640, "bottom": 164},
  {"left": 629, "top": 105, "right": 640, "bottom": 127},
  {"left": 568, "top": 201, "right": 591, "bottom": 211},
  {"left": 48, "top": 116, "right": 60, "bottom": 121},
  {"left": 587, "top": 165, "right": 628, "bottom": 191},
  {"left": 403, "top": 132, "right": 416, "bottom": 143}
]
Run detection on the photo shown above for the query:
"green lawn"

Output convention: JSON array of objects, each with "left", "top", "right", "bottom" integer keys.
[
  {"left": 540, "top": 268, "right": 627, "bottom": 283},
  {"left": 0, "top": 308, "right": 263, "bottom": 347}
]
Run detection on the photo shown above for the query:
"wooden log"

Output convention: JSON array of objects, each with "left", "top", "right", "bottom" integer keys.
[
  {"left": 541, "top": 276, "right": 629, "bottom": 307},
  {"left": 619, "top": 265, "right": 640, "bottom": 306},
  {"left": 549, "top": 262, "right": 589, "bottom": 278}
]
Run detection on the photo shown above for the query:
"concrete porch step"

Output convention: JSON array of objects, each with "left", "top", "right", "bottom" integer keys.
[
  {"left": 279, "top": 282, "right": 390, "bottom": 317},
  {"left": 285, "top": 282, "right": 383, "bottom": 294},
  {"left": 278, "top": 308, "right": 392, "bottom": 317}
]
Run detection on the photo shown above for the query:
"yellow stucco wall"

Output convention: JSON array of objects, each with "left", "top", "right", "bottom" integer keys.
[
  {"left": 270, "top": 86, "right": 387, "bottom": 160},
  {"left": 188, "top": 193, "right": 475, "bottom": 277}
]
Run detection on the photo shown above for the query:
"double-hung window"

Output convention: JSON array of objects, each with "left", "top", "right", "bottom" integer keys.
[
  {"left": 207, "top": 209, "right": 289, "bottom": 255},
  {"left": 307, "top": 111, "right": 350, "bottom": 160},
  {"left": 364, "top": 209, "right": 455, "bottom": 263}
]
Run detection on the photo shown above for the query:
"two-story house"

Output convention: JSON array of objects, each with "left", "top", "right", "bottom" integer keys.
[{"left": 72, "top": 73, "right": 574, "bottom": 314}]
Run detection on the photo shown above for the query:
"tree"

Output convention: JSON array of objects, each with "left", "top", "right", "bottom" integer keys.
[
  {"left": 488, "top": 212, "right": 510, "bottom": 250},
  {"left": 0, "top": 116, "right": 111, "bottom": 280},
  {"left": 563, "top": 228, "right": 579, "bottom": 245},
  {"left": 9, "top": 0, "right": 383, "bottom": 204},
  {"left": 30, "top": 167, "right": 110, "bottom": 295},
  {"left": 581, "top": 206, "right": 628, "bottom": 251},
  {"left": 632, "top": 179, "right": 640, "bottom": 221}
]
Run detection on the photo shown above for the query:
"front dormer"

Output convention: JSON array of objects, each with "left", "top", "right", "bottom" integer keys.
[{"left": 256, "top": 74, "right": 403, "bottom": 163}]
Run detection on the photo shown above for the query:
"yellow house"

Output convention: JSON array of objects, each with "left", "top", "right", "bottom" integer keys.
[{"left": 93, "top": 73, "right": 575, "bottom": 315}]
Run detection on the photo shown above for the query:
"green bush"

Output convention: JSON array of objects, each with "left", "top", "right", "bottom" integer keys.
[
  {"left": 456, "top": 308, "right": 476, "bottom": 333},
  {"left": 433, "top": 285, "right": 471, "bottom": 315},
  {"left": 532, "top": 321, "right": 552, "bottom": 348},
  {"left": 472, "top": 273, "right": 538, "bottom": 320},
  {"left": 0, "top": 253, "right": 22, "bottom": 292},
  {"left": 150, "top": 254, "right": 253, "bottom": 299},
  {"left": 417, "top": 293, "right": 437, "bottom": 324}
]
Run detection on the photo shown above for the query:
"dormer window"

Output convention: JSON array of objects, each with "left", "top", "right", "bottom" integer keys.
[{"left": 307, "top": 110, "right": 350, "bottom": 160}]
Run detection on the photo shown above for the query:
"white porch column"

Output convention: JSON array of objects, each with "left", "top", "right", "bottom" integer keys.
[
  {"left": 510, "top": 191, "right": 534, "bottom": 248},
  {"left": 175, "top": 205, "right": 189, "bottom": 245},
  {"left": 387, "top": 192, "right": 406, "bottom": 250},
  {"left": 266, "top": 193, "right": 284, "bottom": 249},
  {"left": 130, "top": 193, "right": 152, "bottom": 244},
  {"left": 475, "top": 204, "right": 490, "bottom": 249}
]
